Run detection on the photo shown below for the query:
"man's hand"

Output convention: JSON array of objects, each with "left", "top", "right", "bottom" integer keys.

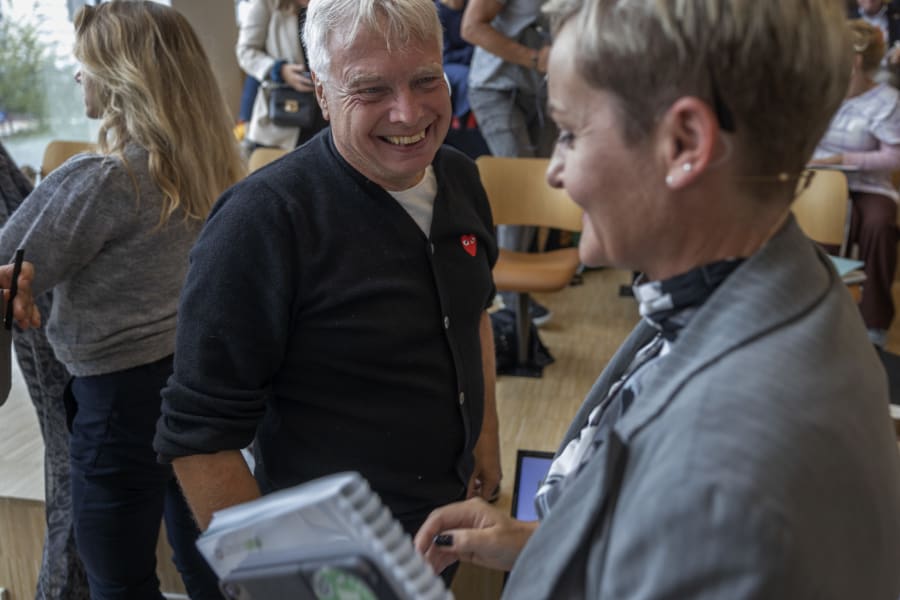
[
  {"left": 1, "top": 260, "right": 40, "bottom": 330},
  {"left": 467, "top": 422, "right": 501, "bottom": 501},
  {"left": 535, "top": 45, "right": 551, "bottom": 74},
  {"left": 888, "top": 44, "right": 900, "bottom": 65},
  {"left": 280, "top": 63, "right": 315, "bottom": 92},
  {"left": 414, "top": 498, "right": 537, "bottom": 573},
  {"left": 471, "top": 310, "right": 501, "bottom": 501}
]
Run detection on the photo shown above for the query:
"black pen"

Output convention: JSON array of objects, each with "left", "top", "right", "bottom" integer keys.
[{"left": 4, "top": 248, "right": 24, "bottom": 330}]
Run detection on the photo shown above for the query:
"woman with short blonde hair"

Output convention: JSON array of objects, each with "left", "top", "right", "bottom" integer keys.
[
  {"left": 416, "top": 1, "right": 900, "bottom": 597},
  {"left": 0, "top": 2, "right": 241, "bottom": 598}
]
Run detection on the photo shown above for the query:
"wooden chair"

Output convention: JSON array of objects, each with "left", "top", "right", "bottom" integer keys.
[
  {"left": 247, "top": 147, "right": 289, "bottom": 173},
  {"left": 40, "top": 139, "right": 98, "bottom": 180},
  {"left": 476, "top": 156, "right": 583, "bottom": 368},
  {"left": 792, "top": 169, "right": 850, "bottom": 254}
]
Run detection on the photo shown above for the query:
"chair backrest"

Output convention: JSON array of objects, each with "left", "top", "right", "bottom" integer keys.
[
  {"left": 475, "top": 156, "right": 583, "bottom": 232},
  {"left": 247, "top": 147, "right": 289, "bottom": 173},
  {"left": 40, "top": 139, "right": 98, "bottom": 180},
  {"left": 791, "top": 169, "right": 849, "bottom": 248}
]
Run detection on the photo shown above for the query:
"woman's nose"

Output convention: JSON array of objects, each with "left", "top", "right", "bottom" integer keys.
[{"left": 546, "top": 146, "right": 564, "bottom": 189}]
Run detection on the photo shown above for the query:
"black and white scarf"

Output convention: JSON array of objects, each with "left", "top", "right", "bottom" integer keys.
[{"left": 533, "top": 258, "right": 744, "bottom": 518}]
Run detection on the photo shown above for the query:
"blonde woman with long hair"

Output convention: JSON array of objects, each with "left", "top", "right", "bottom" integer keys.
[{"left": 0, "top": 2, "right": 243, "bottom": 598}]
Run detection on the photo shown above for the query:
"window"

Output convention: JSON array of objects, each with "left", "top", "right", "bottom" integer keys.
[{"left": 0, "top": 0, "right": 100, "bottom": 172}]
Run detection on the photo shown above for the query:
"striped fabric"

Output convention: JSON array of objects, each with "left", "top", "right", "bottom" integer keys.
[{"left": 534, "top": 258, "right": 744, "bottom": 519}]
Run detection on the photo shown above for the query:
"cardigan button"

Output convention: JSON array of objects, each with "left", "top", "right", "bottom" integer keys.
[
  {"left": 443, "top": 316, "right": 450, "bottom": 329},
  {"left": 430, "top": 243, "right": 435, "bottom": 254},
  {"left": 458, "top": 392, "right": 465, "bottom": 405}
]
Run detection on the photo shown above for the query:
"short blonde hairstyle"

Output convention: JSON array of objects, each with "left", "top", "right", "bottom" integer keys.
[
  {"left": 849, "top": 19, "right": 886, "bottom": 74},
  {"left": 304, "top": 0, "right": 442, "bottom": 83},
  {"left": 544, "top": 0, "right": 852, "bottom": 179},
  {"left": 74, "top": 1, "right": 244, "bottom": 224}
]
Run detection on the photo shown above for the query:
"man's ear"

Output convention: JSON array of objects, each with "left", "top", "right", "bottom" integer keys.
[
  {"left": 311, "top": 71, "right": 329, "bottom": 121},
  {"left": 657, "top": 97, "right": 719, "bottom": 190}
]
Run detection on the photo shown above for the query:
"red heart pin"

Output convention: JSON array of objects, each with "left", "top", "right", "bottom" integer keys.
[{"left": 461, "top": 234, "right": 477, "bottom": 257}]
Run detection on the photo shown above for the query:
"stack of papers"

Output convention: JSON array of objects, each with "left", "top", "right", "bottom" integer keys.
[
  {"left": 828, "top": 256, "right": 866, "bottom": 285},
  {"left": 198, "top": 472, "right": 452, "bottom": 600}
]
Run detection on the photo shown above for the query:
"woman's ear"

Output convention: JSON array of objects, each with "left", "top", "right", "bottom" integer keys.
[{"left": 658, "top": 97, "right": 719, "bottom": 189}]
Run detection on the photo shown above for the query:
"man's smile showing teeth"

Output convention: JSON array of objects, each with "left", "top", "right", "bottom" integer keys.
[{"left": 383, "top": 130, "right": 427, "bottom": 145}]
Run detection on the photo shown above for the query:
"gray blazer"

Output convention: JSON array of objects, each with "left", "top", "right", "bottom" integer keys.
[{"left": 503, "top": 219, "right": 900, "bottom": 599}]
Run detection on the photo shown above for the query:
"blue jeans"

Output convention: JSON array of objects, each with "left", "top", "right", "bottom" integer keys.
[
  {"left": 67, "top": 356, "right": 222, "bottom": 600},
  {"left": 468, "top": 86, "right": 558, "bottom": 253}
]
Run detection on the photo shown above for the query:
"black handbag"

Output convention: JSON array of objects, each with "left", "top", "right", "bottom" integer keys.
[{"left": 268, "top": 85, "right": 318, "bottom": 129}]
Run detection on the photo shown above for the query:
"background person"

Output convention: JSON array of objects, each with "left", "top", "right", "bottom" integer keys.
[
  {"left": 438, "top": 0, "right": 474, "bottom": 120},
  {"left": 234, "top": 0, "right": 260, "bottom": 142},
  {"left": 0, "top": 2, "right": 244, "bottom": 598},
  {"left": 237, "top": 0, "right": 328, "bottom": 151},
  {"left": 416, "top": 0, "right": 900, "bottom": 597},
  {"left": 850, "top": 0, "right": 900, "bottom": 85},
  {"left": 811, "top": 20, "right": 900, "bottom": 348},
  {"left": 0, "top": 140, "right": 88, "bottom": 600},
  {"left": 155, "top": 0, "right": 501, "bottom": 561},
  {"left": 462, "top": 0, "right": 558, "bottom": 326},
  {"left": 438, "top": 0, "right": 492, "bottom": 159}
]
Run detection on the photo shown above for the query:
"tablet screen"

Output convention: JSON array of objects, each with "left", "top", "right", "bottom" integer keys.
[{"left": 510, "top": 450, "right": 554, "bottom": 522}]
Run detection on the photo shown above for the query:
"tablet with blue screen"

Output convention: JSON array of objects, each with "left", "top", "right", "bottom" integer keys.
[{"left": 510, "top": 449, "right": 554, "bottom": 522}]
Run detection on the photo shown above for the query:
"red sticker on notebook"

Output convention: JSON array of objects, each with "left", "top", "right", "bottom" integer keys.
[{"left": 461, "top": 234, "right": 477, "bottom": 256}]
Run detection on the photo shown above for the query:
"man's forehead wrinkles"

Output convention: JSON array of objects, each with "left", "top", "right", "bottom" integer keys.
[{"left": 343, "top": 64, "right": 443, "bottom": 86}]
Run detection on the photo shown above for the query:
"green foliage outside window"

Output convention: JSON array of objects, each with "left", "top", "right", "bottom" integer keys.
[{"left": 0, "top": 1, "right": 50, "bottom": 123}]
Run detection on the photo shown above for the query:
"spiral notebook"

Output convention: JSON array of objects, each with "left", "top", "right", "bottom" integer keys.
[{"left": 197, "top": 471, "right": 453, "bottom": 600}]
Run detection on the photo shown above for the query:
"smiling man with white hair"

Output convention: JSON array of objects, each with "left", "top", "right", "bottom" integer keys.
[{"left": 155, "top": 0, "right": 502, "bottom": 559}]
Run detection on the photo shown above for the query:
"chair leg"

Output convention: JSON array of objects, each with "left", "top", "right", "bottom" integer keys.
[{"left": 515, "top": 292, "right": 531, "bottom": 365}]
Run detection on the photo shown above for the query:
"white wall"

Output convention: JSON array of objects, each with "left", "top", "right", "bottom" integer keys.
[{"left": 171, "top": 0, "right": 243, "bottom": 120}]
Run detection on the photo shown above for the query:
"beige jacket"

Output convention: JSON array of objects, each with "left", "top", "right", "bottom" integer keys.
[{"left": 236, "top": 0, "right": 303, "bottom": 149}]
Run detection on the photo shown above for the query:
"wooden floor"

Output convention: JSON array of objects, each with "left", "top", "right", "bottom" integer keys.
[
  {"left": 2, "top": 267, "right": 899, "bottom": 600},
  {"left": 0, "top": 356, "right": 42, "bottom": 501}
]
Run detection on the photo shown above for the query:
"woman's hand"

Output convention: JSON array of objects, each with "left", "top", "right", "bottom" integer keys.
[
  {"left": 535, "top": 45, "right": 551, "bottom": 74},
  {"left": 280, "top": 63, "right": 315, "bottom": 93},
  {"left": 888, "top": 43, "right": 900, "bottom": 65},
  {"left": 413, "top": 498, "right": 538, "bottom": 574},
  {"left": 0, "top": 261, "right": 41, "bottom": 330}
]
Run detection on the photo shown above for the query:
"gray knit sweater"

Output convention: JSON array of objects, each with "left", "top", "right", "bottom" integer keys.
[{"left": 0, "top": 144, "right": 201, "bottom": 376}]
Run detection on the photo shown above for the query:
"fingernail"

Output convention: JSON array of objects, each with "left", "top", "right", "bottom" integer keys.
[{"left": 433, "top": 534, "right": 453, "bottom": 547}]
